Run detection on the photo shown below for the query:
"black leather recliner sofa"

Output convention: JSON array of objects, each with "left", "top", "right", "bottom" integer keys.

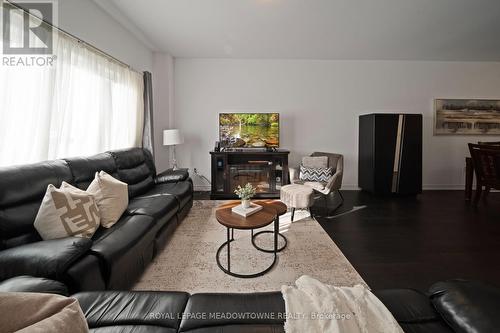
[
  {"left": 0, "top": 148, "right": 193, "bottom": 292},
  {"left": 0, "top": 276, "right": 498, "bottom": 333}
]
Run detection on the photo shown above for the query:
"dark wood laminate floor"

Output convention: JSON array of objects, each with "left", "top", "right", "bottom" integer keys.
[
  {"left": 312, "top": 190, "right": 500, "bottom": 290},
  {"left": 194, "top": 190, "right": 500, "bottom": 290}
]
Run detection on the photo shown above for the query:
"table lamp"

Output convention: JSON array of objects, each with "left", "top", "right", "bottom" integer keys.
[{"left": 163, "top": 129, "right": 184, "bottom": 170}]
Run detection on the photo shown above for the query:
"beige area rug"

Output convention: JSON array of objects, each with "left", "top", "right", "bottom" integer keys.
[{"left": 133, "top": 200, "right": 366, "bottom": 293}]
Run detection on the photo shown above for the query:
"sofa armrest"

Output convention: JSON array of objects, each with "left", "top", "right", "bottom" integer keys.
[
  {"left": 0, "top": 276, "right": 69, "bottom": 296},
  {"left": 0, "top": 237, "right": 92, "bottom": 281},
  {"left": 74, "top": 291, "right": 189, "bottom": 330},
  {"left": 325, "top": 168, "right": 343, "bottom": 193},
  {"left": 429, "top": 280, "right": 500, "bottom": 333},
  {"left": 155, "top": 168, "right": 189, "bottom": 184},
  {"left": 180, "top": 292, "right": 285, "bottom": 332}
]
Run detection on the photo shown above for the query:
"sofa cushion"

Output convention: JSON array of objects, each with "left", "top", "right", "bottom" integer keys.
[
  {"left": 90, "top": 215, "right": 157, "bottom": 289},
  {"left": 0, "top": 160, "right": 73, "bottom": 249},
  {"left": 0, "top": 237, "right": 92, "bottom": 281},
  {"left": 34, "top": 182, "right": 100, "bottom": 240},
  {"left": 0, "top": 203, "right": 43, "bottom": 249},
  {"left": 74, "top": 291, "right": 189, "bottom": 332},
  {"left": 127, "top": 195, "right": 179, "bottom": 223},
  {"left": 429, "top": 280, "right": 500, "bottom": 333},
  {"left": 88, "top": 325, "right": 170, "bottom": 333},
  {"left": 145, "top": 182, "right": 193, "bottom": 209},
  {"left": 0, "top": 160, "right": 73, "bottom": 208},
  {"left": 65, "top": 153, "right": 117, "bottom": 190},
  {"left": 374, "top": 288, "right": 454, "bottom": 333},
  {"left": 374, "top": 288, "right": 439, "bottom": 323},
  {"left": 156, "top": 169, "right": 190, "bottom": 183},
  {"left": 179, "top": 292, "right": 285, "bottom": 332},
  {"left": 109, "top": 148, "right": 156, "bottom": 198},
  {"left": 373, "top": 289, "right": 453, "bottom": 333},
  {"left": 180, "top": 325, "right": 285, "bottom": 333},
  {"left": 0, "top": 275, "right": 69, "bottom": 295},
  {"left": 398, "top": 322, "right": 455, "bottom": 333},
  {"left": 121, "top": 164, "right": 155, "bottom": 198},
  {"left": 66, "top": 254, "right": 106, "bottom": 292}
]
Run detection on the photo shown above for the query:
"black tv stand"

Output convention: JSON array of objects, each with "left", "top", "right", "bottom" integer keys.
[{"left": 210, "top": 149, "right": 290, "bottom": 199}]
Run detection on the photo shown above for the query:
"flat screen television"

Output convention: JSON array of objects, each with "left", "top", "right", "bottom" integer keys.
[{"left": 219, "top": 113, "right": 279, "bottom": 148}]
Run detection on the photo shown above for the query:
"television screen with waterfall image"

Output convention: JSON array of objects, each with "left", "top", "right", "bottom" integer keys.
[{"left": 219, "top": 113, "right": 280, "bottom": 148}]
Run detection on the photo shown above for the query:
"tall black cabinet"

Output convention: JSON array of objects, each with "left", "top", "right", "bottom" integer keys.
[{"left": 358, "top": 113, "right": 422, "bottom": 195}]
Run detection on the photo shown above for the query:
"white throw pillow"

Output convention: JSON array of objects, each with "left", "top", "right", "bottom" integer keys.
[
  {"left": 87, "top": 171, "right": 128, "bottom": 228},
  {"left": 0, "top": 292, "right": 89, "bottom": 333},
  {"left": 34, "top": 182, "right": 100, "bottom": 240}
]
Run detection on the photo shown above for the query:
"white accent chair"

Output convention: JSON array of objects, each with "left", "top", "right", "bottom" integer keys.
[{"left": 289, "top": 152, "right": 344, "bottom": 215}]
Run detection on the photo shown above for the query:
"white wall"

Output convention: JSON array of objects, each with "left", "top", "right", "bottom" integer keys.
[
  {"left": 174, "top": 59, "right": 500, "bottom": 190},
  {"left": 152, "top": 52, "right": 175, "bottom": 170},
  {"left": 57, "top": 0, "right": 152, "bottom": 72}
]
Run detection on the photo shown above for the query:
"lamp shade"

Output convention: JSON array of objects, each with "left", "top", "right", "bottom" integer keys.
[{"left": 163, "top": 129, "right": 183, "bottom": 146}]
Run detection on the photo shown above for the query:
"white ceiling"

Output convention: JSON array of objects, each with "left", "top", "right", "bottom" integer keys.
[{"left": 103, "top": 0, "right": 500, "bottom": 61}]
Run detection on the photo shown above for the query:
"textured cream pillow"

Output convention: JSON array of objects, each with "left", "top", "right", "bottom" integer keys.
[
  {"left": 34, "top": 182, "right": 100, "bottom": 240},
  {"left": 0, "top": 292, "right": 89, "bottom": 333},
  {"left": 87, "top": 171, "right": 128, "bottom": 228},
  {"left": 302, "top": 156, "right": 329, "bottom": 168}
]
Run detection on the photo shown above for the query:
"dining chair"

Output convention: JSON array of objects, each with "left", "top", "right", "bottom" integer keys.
[
  {"left": 478, "top": 142, "right": 500, "bottom": 195},
  {"left": 468, "top": 143, "right": 500, "bottom": 205}
]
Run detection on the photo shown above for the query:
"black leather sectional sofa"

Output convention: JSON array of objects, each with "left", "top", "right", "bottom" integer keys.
[
  {"left": 0, "top": 148, "right": 193, "bottom": 292},
  {"left": 0, "top": 276, "right": 498, "bottom": 333},
  {"left": 2, "top": 148, "right": 499, "bottom": 332}
]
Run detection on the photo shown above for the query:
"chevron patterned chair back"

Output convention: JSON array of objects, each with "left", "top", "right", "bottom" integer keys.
[
  {"left": 287, "top": 151, "right": 345, "bottom": 216},
  {"left": 309, "top": 152, "right": 344, "bottom": 195},
  {"left": 289, "top": 152, "right": 344, "bottom": 195}
]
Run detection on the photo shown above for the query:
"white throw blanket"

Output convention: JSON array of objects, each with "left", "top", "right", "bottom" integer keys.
[{"left": 282, "top": 276, "right": 404, "bottom": 333}]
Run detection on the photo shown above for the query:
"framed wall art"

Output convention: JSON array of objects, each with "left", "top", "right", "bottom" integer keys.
[{"left": 434, "top": 99, "right": 500, "bottom": 135}]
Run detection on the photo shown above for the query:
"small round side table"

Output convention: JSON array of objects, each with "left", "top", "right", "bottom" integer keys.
[{"left": 251, "top": 200, "right": 288, "bottom": 253}]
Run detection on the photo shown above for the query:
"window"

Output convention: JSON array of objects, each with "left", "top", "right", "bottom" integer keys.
[{"left": 0, "top": 6, "right": 144, "bottom": 167}]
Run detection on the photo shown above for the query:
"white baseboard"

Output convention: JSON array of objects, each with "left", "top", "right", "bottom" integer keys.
[
  {"left": 422, "top": 184, "right": 465, "bottom": 190},
  {"left": 194, "top": 185, "right": 211, "bottom": 191}
]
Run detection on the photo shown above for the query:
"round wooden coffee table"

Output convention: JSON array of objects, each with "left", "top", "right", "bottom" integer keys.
[{"left": 215, "top": 200, "right": 285, "bottom": 278}]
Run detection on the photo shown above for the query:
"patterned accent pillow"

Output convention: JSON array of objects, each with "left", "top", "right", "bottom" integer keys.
[
  {"left": 299, "top": 165, "right": 333, "bottom": 182},
  {"left": 34, "top": 182, "right": 100, "bottom": 240}
]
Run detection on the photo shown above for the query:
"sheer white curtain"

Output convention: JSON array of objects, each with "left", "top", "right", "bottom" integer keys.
[{"left": 0, "top": 9, "right": 144, "bottom": 167}]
